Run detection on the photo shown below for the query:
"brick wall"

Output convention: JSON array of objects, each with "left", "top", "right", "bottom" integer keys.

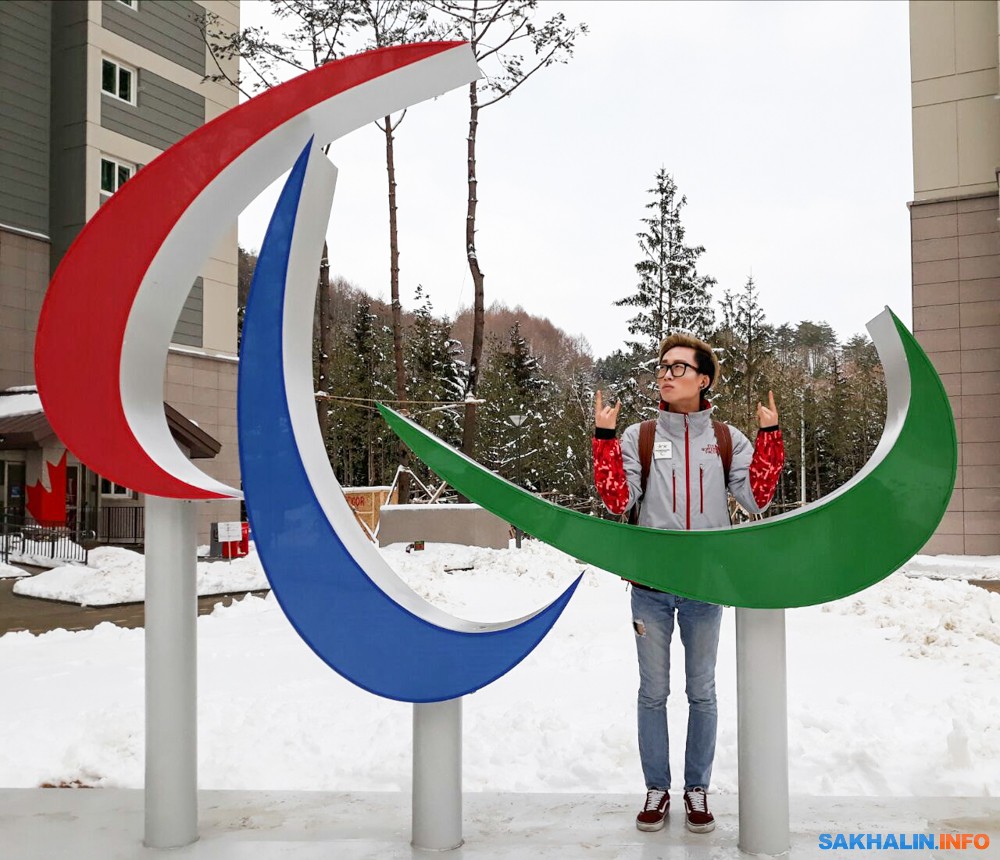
[{"left": 912, "top": 192, "right": 1000, "bottom": 553}]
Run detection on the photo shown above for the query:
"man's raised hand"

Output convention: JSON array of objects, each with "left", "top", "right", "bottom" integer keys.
[
  {"left": 756, "top": 390, "right": 779, "bottom": 428},
  {"left": 595, "top": 389, "right": 622, "bottom": 431}
]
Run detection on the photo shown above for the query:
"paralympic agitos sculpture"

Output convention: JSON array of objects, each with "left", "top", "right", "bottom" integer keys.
[
  {"left": 34, "top": 43, "right": 956, "bottom": 706},
  {"left": 379, "top": 305, "right": 956, "bottom": 609}
]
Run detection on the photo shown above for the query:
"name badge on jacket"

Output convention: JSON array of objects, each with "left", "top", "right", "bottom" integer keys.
[{"left": 653, "top": 441, "right": 672, "bottom": 460}]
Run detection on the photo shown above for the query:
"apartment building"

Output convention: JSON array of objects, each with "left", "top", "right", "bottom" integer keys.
[
  {"left": 910, "top": 0, "right": 1000, "bottom": 554},
  {"left": 0, "top": 0, "right": 241, "bottom": 542}
]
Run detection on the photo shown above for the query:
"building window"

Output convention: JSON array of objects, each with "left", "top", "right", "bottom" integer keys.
[
  {"left": 102, "top": 57, "right": 136, "bottom": 104},
  {"left": 100, "top": 478, "right": 134, "bottom": 499},
  {"left": 100, "top": 155, "right": 136, "bottom": 206},
  {"left": 100, "top": 156, "right": 134, "bottom": 200},
  {"left": 116, "top": 0, "right": 138, "bottom": 8}
]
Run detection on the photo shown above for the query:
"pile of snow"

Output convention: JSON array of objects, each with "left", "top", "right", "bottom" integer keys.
[
  {"left": 1, "top": 541, "right": 998, "bottom": 797},
  {"left": 903, "top": 554, "right": 1000, "bottom": 581},
  {"left": 13, "top": 545, "right": 268, "bottom": 606},
  {"left": 0, "top": 561, "right": 29, "bottom": 579}
]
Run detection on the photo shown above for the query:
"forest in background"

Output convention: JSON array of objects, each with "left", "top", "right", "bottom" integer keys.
[
  {"left": 221, "top": 2, "right": 887, "bottom": 516},
  {"left": 238, "top": 237, "right": 887, "bottom": 517}
]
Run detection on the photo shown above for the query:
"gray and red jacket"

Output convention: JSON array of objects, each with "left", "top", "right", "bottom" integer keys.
[{"left": 593, "top": 401, "right": 784, "bottom": 530}]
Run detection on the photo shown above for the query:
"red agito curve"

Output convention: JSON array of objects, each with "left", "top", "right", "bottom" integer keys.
[{"left": 35, "top": 42, "right": 464, "bottom": 500}]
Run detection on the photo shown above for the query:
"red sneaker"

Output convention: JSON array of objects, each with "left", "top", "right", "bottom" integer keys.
[
  {"left": 636, "top": 788, "right": 670, "bottom": 831},
  {"left": 683, "top": 788, "right": 716, "bottom": 833}
]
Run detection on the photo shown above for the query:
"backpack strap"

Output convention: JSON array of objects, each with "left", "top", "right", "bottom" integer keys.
[
  {"left": 712, "top": 420, "right": 732, "bottom": 487},
  {"left": 638, "top": 419, "right": 657, "bottom": 494},
  {"left": 627, "top": 419, "right": 658, "bottom": 525}
]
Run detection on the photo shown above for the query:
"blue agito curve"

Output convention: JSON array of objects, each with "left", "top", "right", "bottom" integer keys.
[{"left": 238, "top": 140, "right": 581, "bottom": 703}]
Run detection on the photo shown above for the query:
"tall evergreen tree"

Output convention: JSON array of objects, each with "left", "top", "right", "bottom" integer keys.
[
  {"left": 406, "top": 286, "right": 464, "bottom": 440},
  {"left": 477, "top": 323, "right": 548, "bottom": 489},
  {"left": 713, "top": 275, "right": 771, "bottom": 429},
  {"left": 615, "top": 169, "right": 716, "bottom": 352},
  {"left": 501, "top": 322, "right": 544, "bottom": 394},
  {"left": 397, "top": 286, "right": 464, "bottom": 497},
  {"left": 341, "top": 299, "right": 394, "bottom": 487},
  {"left": 842, "top": 334, "right": 887, "bottom": 472}
]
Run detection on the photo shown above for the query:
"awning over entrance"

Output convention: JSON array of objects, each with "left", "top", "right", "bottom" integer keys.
[{"left": 0, "top": 387, "right": 221, "bottom": 459}]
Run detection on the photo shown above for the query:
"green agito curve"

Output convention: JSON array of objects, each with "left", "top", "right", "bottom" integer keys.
[{"left": 378, "top": 309, "right": 956, "bottom": 608}]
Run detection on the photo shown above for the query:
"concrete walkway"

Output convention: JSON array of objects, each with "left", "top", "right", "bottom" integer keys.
[
  {"left": 0, "top": 566, "right": 266, "bottom": 635},
  {"left": 1, "top": 789, "right": 997, "bottom": 859}
]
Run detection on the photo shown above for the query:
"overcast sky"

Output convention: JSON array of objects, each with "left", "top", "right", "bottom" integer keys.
[{"left": 236, "top": 0, "right": 913, "bottom": 359}]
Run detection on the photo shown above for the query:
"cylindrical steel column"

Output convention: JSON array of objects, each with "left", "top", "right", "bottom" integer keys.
[
  {"left": 736, "top": 607, "right": 790, "bottom": 856},
  {"left": 144, "top": 496, "right": 198, "bottom": 849},
  {"left": 412, "top": 697, "right": 463, "bottom": 851}
]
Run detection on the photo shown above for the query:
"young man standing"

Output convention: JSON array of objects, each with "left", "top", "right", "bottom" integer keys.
[{"left": 592, "top": 333, "right": 784, "bottom": 834}]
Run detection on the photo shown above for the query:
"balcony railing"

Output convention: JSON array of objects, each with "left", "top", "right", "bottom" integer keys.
[{"left": 0, "top": 510, "right": 90, "bottom": 566}]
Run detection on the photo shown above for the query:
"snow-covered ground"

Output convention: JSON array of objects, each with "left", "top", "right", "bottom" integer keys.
[
  {"left": 0, "top": 541, "right": 997, "bottom": 797},
  {"left": 12, "top": 546, "right": 267, "bottom": 605},
  {"left": 903, "top": 554, "right": 1000, "bottom": 581},
  {"left": 0, "top": 560, "right": 30, "bottom": 579}
]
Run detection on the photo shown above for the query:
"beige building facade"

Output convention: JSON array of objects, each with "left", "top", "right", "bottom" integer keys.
[
  {"left": 910, "top": 0, "right": 1000, "bottom": 553},
  {"left": 1, "top": 0, "right": 241, "bottom": 543}
]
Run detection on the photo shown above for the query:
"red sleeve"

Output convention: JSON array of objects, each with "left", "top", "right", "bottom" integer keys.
[
  {"left": 749, "top": 428, "right": 784, "bottom": 509},
  {"left": 593, "top": 437, "right": 630, "bottom": 516}
]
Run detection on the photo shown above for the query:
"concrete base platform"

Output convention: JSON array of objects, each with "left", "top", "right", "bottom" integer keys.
[{"left": 1, "top": 790, "right": 997, "bottom": 859}]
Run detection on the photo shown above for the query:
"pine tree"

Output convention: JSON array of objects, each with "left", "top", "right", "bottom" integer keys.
[
  {"left": 842, "top": 334, "right": 887, "bottom": 472},
  {"left": 615, "top": 169, "right": 716, "bottom": 351},
  {"left": 477, "top": 336, "right": 523, "bottom": 481},
  {"left": 502, "top": 322, "right": 544, "bottom": 394},
  {"left": 714, "top": 275, "right": 771, "bottom": 430},
  {"left": 340, "top": 299, "right": 394, "bottom": 487},
  {"left": 406, "top": 285, "right": 464, "bottom": 443},
  {"left": 476, "top": 324, "right": 549, "bottom": 489}
]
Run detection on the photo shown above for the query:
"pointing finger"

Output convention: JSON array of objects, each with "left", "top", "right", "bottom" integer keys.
[{"left": 595, "top": 389, "right": 603, "bottom": 411}]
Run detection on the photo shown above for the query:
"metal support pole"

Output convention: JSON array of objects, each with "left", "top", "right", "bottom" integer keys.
[
  {"left": 412, "top": 698, "right": 463, "bottom": 851},
  {"left": 736, "top": 608, "right": 790, "bottom": 856},
  {"left": 144, "top": 496, "right": 198, "bottom": 849}
]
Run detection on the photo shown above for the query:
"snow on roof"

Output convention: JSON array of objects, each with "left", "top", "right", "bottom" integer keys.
[{"left": 0, "top": 388, "right": 43, "bottom": 420}]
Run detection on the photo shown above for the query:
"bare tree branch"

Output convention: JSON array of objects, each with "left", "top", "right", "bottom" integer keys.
[
  {"left": 472, "top": 0, "right": 508, "bottom": 46},
  {"left": 479, "top": 42, "right": 558, "bottom": 108},
  {"left": 475, "top": 16, "right": 529, "bottom": 61}
]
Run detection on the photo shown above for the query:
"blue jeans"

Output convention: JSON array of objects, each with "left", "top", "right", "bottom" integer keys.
[{"left": 631, "top": 586, "right": 723, "bottom": 791}]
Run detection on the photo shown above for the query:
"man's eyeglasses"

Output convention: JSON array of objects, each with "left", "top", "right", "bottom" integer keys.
[{"left": 656, "top": 361, "right": 701, "bottom": 379}]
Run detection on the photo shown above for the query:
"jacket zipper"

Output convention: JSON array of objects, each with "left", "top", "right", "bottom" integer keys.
[
  {"left": 700, "top": 465, "right": 704, "bottom": 514},
  {"left": 684, "top": 415, "right": 691, "bottom": 530},
  {"left": 672, "top": 470, "right": 676, "bottom": 513}
]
